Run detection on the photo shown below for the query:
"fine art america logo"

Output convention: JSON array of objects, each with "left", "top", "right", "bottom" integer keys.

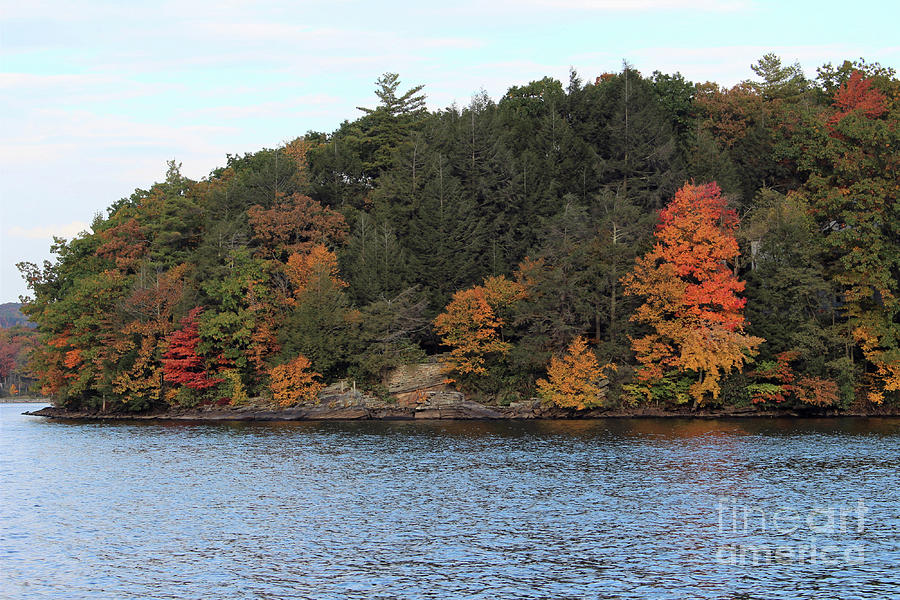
[{"left": 714, "top": 497, "right": 868, "bottom": 565}]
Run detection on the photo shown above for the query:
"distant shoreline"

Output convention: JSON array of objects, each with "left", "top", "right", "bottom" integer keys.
[
  {"left": 24, "top": 401, "right": 900, "bottom": 422},
  {"left": 2, "top": 398, "right": 51, "bottom": 404}
]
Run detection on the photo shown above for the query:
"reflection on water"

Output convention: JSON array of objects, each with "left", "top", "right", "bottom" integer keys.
[{"left": 1, "top": 403, "right": 898, "bottom": 599}]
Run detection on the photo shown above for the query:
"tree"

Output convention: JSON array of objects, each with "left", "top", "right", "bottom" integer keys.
[
  {"left": 740, "top": 190, "right": 853, "bottom": 398},
  {"left": 269, "top": 354, "right": 324, "bottom": 407},
  {"left": 434, "top": 276, "right": 526, "bottom": 378},
  {"left": 592, "top": 66, "right": 685, "bottom": 211},
  {"left": 198, "top": 248, "right": 277, "bottom": 387},
  {"left": 589, "top": 191, "right": 653, "bottom": 353},
  {"left": 800, "top": 71, "right": 900, "bottom": 402},
  {"left": 509, "top": 204, "right": 596, "bottom": 372},
  {"left": 285, "top": 244, "right": 346, "bottom": 293},
  {"left": 358, "top": 72, "right": 427, "bottom": 118},
  {"left": 748, "top": 53, "right": 809, "bottom": 101},
  {"left": 162, "top": 307, "right": 223, "bottom": 392},
  {"left": 111, "top": 328, "right": 165, "bottom": 408},
  {"left": 0, "top": 326, "right": 37, "bottom": 397},
  {"left": 622, "top": 182, "right": 763, "bottom": 404},
  {"left": 816, "top": 58, "right": 896, "bottom": 98},
  {"left": 279, "top": 245, "right": 354, "bottom": 380},
  {"left": 341, "top": 211, "right": 409, "bottom": 306},
  {"left": 131, "top": 161, "right": 203, "bottom": 269},
  {"left": 353, "top": 72, "right": 428, "bottom": 177},
  {"left": 247, "top": 193, "right": 347, "bottom": 261},
  {"left": 350, "top": 287, "right": 428, "bottom": 382},
  {"left": 95, "top": 218, "right": 147, "bottom": 273},
  {"left": 747, "top": 351, "right": 840, "bottom": 409},
  {"left": 537, "top": 337, "right": 612, "bottom": 409},
  {"left": 692, "top": 71, "right": 812, "bottom": 204},
  {"left": 650, "top": 70, "right": 696, "bottom": 157},
  {"left": 18, "top": 61, "right": 897, "bottom": 413}
]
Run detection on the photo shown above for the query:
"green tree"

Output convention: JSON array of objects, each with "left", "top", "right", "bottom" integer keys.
[
  {"left": 740, "top": 190, "right": 853, "bottom": 399},
  {"left": 799, "top": 72, "right": 900, "bottom": 401},
  {"left": 748, "top": 53, "right": 809, "bottom": 101}
]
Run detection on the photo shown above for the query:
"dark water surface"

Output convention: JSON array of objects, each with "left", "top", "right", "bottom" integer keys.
[{"left": 1, "top": 403, "right": 898, "bottom": 599}]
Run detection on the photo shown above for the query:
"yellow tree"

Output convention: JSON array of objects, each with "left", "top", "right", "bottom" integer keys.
[
  {"left": 622, "top": 182, "right": 762, "bottom": 404},
  {"left": 537, "top": 337, "right": 613, "bottom": 409}
]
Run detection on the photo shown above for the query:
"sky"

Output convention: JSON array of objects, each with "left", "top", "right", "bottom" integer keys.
[{"left": 1, "top": 0, "right": 898, "bottom": 303}]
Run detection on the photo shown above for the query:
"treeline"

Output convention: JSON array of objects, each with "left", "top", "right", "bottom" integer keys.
[
  {"left": 18, "top": 56, "right": 899, "bottom": 412},
  {"left": 0, "top": 305, "right": 37, "bottom": 397}
]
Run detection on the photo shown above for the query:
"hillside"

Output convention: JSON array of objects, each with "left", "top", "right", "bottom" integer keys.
[
  {"left": 17, "top": 57, "right": 900, "bottom": 413},
  {"left": 0, "top": 303, "right": 32, "bottom": 329}
]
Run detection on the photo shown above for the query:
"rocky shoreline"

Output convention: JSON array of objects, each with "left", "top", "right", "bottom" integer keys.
[
  {"left": 20, "top": 362, "right": 900, "bottom": 421},
  {"left": 23, "top": 390, "right": 900, "bottom": 422}
]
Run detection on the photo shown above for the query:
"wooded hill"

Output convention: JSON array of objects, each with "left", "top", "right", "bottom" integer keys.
[{"left": 18, "top": 56, "right": 900, "bottom": 412}]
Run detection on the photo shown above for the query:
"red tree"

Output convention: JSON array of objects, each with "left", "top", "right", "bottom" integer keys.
[
  {"left": 622, "top": 182, "right": 762, "bottom": 403},
  {"left": 162, "top": 307, "right": 222, "bottom": 390},
  {"left": 828, "top": 71, "right": 888, "bottom": 128}
]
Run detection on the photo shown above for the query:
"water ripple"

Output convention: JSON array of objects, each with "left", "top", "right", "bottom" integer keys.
[{"left": 1, "top": 405, "right": 898, "bottom": 599}]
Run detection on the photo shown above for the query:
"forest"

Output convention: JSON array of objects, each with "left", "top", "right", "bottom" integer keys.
[
  {"left": 16, "top": 55, "right": 900, "bottom": 413},
  {"left": 0, "top": 304, "right": 35, "bottom": 397}
]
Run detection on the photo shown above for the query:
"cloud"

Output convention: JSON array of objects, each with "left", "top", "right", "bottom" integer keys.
[
  {"left": 181, "top": 95, "right": 344, "bottom": 121},
  {"left": 498, "top": 0, "right": 750, "bottom": 11},
  {"left": 1, "top": 108, "right": 235, "bottom": 152},
  {"left": 191, "top": 21, "right": 322, "bottom": 41},
  {"left": 7, "top": 221, "right": 91, "bottom": 240},
  {"left": 0, "top": 73, "right": 100, "bottom": 88},
  {"left": 0, "top": 73, "right": 180, "bottom": 113}
]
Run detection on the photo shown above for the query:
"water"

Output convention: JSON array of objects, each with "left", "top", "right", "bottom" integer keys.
[{"left": 1, "top": 403, "right": 898, "bottom": 599}]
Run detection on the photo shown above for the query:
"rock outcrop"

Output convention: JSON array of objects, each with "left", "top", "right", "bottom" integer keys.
[{"left": 383, "top": 358, "right": 450, "bottom": 406}]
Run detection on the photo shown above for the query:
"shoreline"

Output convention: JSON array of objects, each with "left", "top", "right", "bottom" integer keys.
[
  {"left": 1, "top": 398, "right": 52, "bottom": 404},
  {"left": 24, "top": 400, "right": 900, "bottom": 422}
]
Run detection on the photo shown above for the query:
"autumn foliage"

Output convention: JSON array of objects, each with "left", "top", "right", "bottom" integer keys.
[
  {"left": 0, "top": 326, "right": 37, "bottom": 396},
  {"left": 95, "top": 218, "right": 147, "bottom": 272},
  {"left": 269, "top": 354, "right": 324, "bottom": 407},
  {"left": 434, "top": 276, "right": 526, "bottom": 376},
  {"left": 622, "top": 182, "right": 762, "bottom": 404},
  {"left": 537, "top": 337, "right": 613, "bottom": 409},
  {"left": 285, "top": 244, "right": 347, "bottom": 295},
  {"left": 748, "top": 351, "right": 839, "bottom": 408},
  {"left": 828, "top": 71, "right": 888, "bottom": 128},
  {"left": 162, "top": 307, "right": 223, "bottom": 391},
  {"left": 16, "top": 62, "right": 900, "bottom": 413},
  {"left": 813, "top": 71, "right": 900, "bottom": 401},
  {"left": 248, "top": 193, "right": 347, "bottom": 260}
]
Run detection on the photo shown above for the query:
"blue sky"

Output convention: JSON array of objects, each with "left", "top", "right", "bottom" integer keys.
[{"left": 1, "top": 0, "right": 898, "bottom": 302}]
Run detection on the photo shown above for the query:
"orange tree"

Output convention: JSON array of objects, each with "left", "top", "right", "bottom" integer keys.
[
  {"left": 622, "top": 182, "right": 763, "bottom": 405},
  {"left": 278, "top": 244, "right": 355, "bottom": 380},
  {"left": 269, "top": 354, "right": 324, "bottom": 407},
  {"left": 537, "top": 336, "right": 614, "bottom": 409},
  {"left": 248, "top": 193, "right": 347, "bottom": 262},
  {"left": 434, "top": 275, "right": 526, "bottom": 385}
]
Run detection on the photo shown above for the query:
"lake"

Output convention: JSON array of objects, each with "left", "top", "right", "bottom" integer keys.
[{"left": 1, "top": 403, "right": 898, "bottom": 599}]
